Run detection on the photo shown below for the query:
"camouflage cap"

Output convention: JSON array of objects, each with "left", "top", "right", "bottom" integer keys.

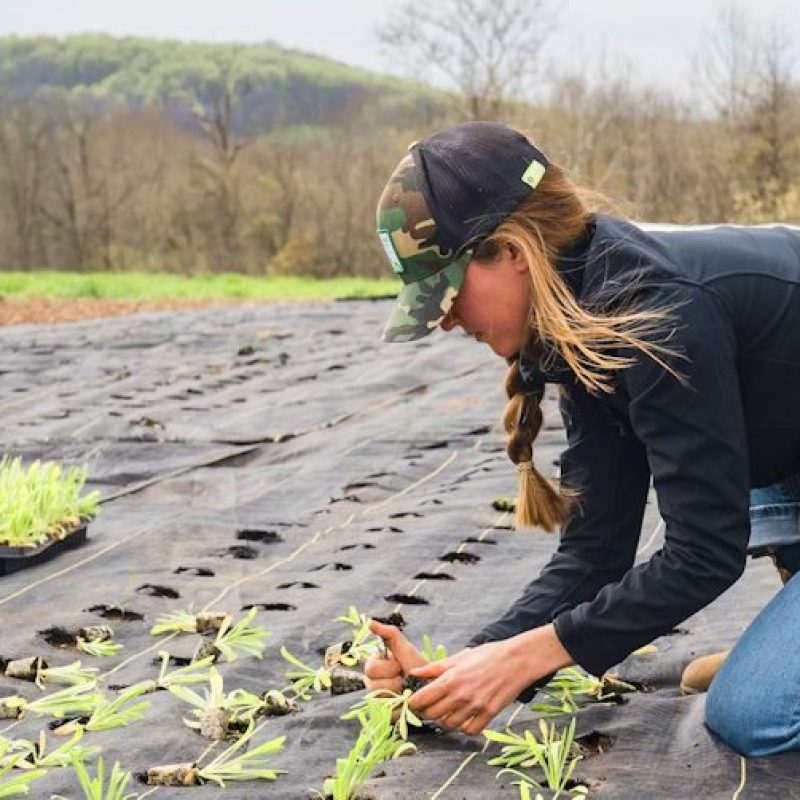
[
  {"left": 377, "top": 152, "right": 470, "bottom": 343},
  {"left": 376, "top": 122, "right": 549, "bottom": 343}
]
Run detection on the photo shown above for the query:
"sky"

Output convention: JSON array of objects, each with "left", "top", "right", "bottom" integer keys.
[{"left": 1, "top": 0, "right": 799, "bottom": 97}]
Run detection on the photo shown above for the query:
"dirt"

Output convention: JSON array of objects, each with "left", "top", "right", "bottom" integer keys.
[{"left": 0, "top": 296, "right": 268, "bottom": 327}]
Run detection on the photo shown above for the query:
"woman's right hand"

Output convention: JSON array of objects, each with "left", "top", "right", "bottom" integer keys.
[{"left": 365, "top": 619, "right": 427, "bottom": 695}]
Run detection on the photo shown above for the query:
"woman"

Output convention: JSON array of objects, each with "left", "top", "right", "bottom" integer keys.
[{"left": 364, "top": 120, "right": 800, "bottom": 758}]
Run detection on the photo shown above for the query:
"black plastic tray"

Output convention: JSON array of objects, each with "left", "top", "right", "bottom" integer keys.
[{"left": 0, "top": 522, "right": 89, "bottom": 576}]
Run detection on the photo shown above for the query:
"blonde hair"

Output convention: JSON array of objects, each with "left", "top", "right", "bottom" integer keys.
[{"left": 472, "top": 160, "right": 686, "bottom": 532}]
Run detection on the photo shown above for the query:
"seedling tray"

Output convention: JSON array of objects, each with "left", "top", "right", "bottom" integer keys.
[{"left": 0, "top": 522, "right": 88, "bottom": 576}]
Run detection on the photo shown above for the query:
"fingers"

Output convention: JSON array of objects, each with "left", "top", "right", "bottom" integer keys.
[
  {"left": 365, "top": 676, "right": 404, "bottom": 695},
  {"left": 409, "top": 659, "right": 451, "bottom": 680},
  {"left": 364, "top": 655, "right": 402, "bottom": 681},
  {"left": 368, "top": 619, "right": 427, "bottom": 672},
  {"left": 460, "top": 713, "right": 491, "bottom": 736}
]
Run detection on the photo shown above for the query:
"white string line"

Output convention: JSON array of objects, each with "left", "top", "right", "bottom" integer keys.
[
  {"left": 731, "top": 756, "right": 747, "bottom": 800},
  {"left": 429, "top": 703, "right": 524, "bottom": 800},
  {"left": 0, "top": 515, "right": 184, "bottom": 608},
  {"left": 391, "top": 511, "right": 511, "bottom": 615}
]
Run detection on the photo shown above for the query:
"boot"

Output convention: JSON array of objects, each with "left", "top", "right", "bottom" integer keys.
[
  {"left": 680, "top": 552, "right": 793, "bottom": 695},
  {"left": 680, "top": 650, "right": 730, "bottom": 695}
]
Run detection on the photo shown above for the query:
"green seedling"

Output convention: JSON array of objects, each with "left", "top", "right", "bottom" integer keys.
[
  {"left": 532, "top": 668, "right": 636, "bottom": 715},
  {"left": 212, "top": 608, "right": 270, "bottom": 662},
  {"left": 420, "top": 634, "right": 447, "bottom": 662},
  {"left": 0, "top": 738, "right": 47, "bottom": 796},
  {"left": 81, "top": 685, "right": 150, "bottom": 733},
  {"left": 149, "top": 610, "right": 196, "bottom": 637},
  {"left": 169, "top": 667, "right": 238, "bottom": 739},
  {"left": 35, "top": 661, "right": 99, "bottom": 689},
  {"left": 132, "top": 651, "right": 213, "bottom": 693},
  {"left": 51, "top": 753, "right": 148, "bottom": 800},
  {"left": 281, "top": 646, "right": 331, "bottom": 700},
  {"left": 492, "top": 496, "right": 516, "bottom": 513},
  {"left": 0, "top": 456, "right": 99, "bottom": 547},
  {"left": 330, "top": 607, "right": 382, "bottom": 667},
  {"left": 10, "top": 729, "right": 99, "bottom": 769},
  {"left": 320, "top": 702, "right": 415, "bottom": 800},
  {"left": 76, "top": 637, "right": 123, "bottom": 658},
  {"left": 343, "top": 690, "right": 422, "bottom": 741},
  {"left": 193, "top": 721, "right": 286, "bottom": 786},
  {"left": 25, "top": 683, "right": 103, "bottom": 720},
  {"left": 486, "top": 718, "right": 585, "bottom": 799}
]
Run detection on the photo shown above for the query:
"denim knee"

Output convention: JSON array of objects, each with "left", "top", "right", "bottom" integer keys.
[{"left": 705, "top": 681, "right": 764, "bottom": 757}]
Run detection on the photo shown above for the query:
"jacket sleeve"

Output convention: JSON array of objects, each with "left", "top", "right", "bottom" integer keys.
[
  {"left": 552, "top": 284, "right": 751, "bottom": 676},
  {"left": 465, "top": 367, "right": 651, "bottom": 700}
]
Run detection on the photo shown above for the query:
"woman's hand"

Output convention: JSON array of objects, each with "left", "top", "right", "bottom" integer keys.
[
  {"left": 406, "top": 624, "right": 573, "bottom": 736},
  {"left": 363, "top": 619, "right": 428, "bottom": 695}
]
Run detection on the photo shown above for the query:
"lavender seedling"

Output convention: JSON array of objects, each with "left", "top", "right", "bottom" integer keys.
[
  {"left": 343, "top": 690, "right": 422, "bottom": 740},
  {"left": 281, "top": 646, "right": 331, "bottom": 701},
  {"left": 486, "top": 718, "right": 587, "bottom": 799},
  {"left": 35, "top": 661, "right": 99, "bottom": 690},
  {"left": 211, "top": 608, "right": 270, "bottom": 662},
  {"left": 146, "top": 721, "right": 286, "bottom": 787},
  {"left": 0, "top": 738, "right": 46, "bottom": 797},
  {"left": 329, "top": 607, "right": 382, "bottom": 667},
  {"left": 319, "top": 702, "right": 415, "bottom": 800},
  {"left": 51, "top": 753, "right": 150, "bottom": 800},
  {"left": 12, "top": 729, "right": 99, "bottom": 769},
  {"left": 76, "top": 637, "right": 123, "bottom": 658}
]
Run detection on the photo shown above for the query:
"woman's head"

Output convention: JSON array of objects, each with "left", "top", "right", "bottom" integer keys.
[{"left": 376, "top": 123, "right": 681, "bottom": 532}]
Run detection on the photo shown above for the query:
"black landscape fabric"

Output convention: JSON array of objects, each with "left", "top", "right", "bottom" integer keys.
[{"left": 0, "top": 301, "right": 797, "bottom": 799}]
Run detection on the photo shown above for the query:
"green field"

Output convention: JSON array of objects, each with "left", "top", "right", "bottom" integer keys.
[{"left": 0, "top": 272, "right": 401, "bottom": 301}]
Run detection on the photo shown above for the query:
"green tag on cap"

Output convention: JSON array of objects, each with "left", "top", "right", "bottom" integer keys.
[
  {"left": 521, "top": 159, "right": 546, "bottom": 189},
  {"left": 378, "top": 229, "right": 404, "bottom": 274}
]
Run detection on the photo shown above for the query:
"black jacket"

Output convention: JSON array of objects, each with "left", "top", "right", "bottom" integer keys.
[{"left": 466, "top": 212, "right": 800, "bottom": 695}]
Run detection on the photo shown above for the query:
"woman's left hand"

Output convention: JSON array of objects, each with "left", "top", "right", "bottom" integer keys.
[{"left": 407, "top": 624, "right": 573, "bottom": 736}]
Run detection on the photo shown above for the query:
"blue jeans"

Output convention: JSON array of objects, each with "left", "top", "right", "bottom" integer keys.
[{"left": 704, "top": 475, "right": 800, "bottom": 756}]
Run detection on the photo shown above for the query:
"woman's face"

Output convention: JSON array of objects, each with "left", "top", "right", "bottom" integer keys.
[{"left": 440, "top": 244, "right": 531, "bottom": 359}]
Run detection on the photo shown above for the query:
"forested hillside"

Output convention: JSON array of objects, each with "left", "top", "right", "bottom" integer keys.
[
  {"left": 0, "top": 20, "right": 797, "bottom": 276},
  {"left": 0, "top": 34, "right": 443, "bottom": 129}
]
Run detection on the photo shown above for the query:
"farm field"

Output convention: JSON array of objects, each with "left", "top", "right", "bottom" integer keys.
[{"left": 0, "top": 299, "right": 796, "bottom": 798}]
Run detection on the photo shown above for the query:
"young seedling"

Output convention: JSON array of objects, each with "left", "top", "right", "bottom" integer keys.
[
  {"left": 281, "top": 646, "right": 331, "bottom": 701},
  {"left": 10, "top": 729, "right": 99, "bottom": 769},
  {"left": 145, "top": 721, "right": 286, "bottom": 786},
  {"left": 210, "top": 608, "right": 270, "bottom": 662},
  {"left": 168, "top": 668, "right": 238, "bottom": 740},
  {"left": 319, "top": 702, "right": 415, "bottom": 800},
  {"left": 420, "top": 634, "right": 447, "bottom": 662},
  {"left": 343, "top": 690, "right": 423, "bottom": 741},
  {"left": 328, "top": 606, "right": 383, "bottom": 667},
  {"left": 532, "top": 668, "right": 638, "bottom": 715},
  {"left": 149, "top": 610, "right": 196, "bottom": 637},
  {"left": 0, "top": 457, "right": 99, "bottom": 547},
  {"left": 131, "top": 651, "right": 213, "bottom": 695},
  {"left": 51, "top": 753, "right": 148, "bottom": 800},
  {"left": 25, "top": 683, "right": 103, "bottom": 721},
  {"left": 0, "top": 739, "right": 46, "bottom": 797},
  {"left": 76, "top": 637, "right": 123, "bottom": 658},
  {"left": 35, "top": 661, "right": 99, "bottom": 689},
  {"left": 80, "top": 685, "right": 150, "bottom": 733},
  {"left": 486, "top": 718, "right": 586, "bottom": 799}
]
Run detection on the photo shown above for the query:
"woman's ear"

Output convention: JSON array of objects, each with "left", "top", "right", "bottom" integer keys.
[{"left": 507, "top": 243, "right": 528, "bottom": 274}]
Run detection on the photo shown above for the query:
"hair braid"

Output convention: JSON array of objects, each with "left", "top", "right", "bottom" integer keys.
[{"left": 503, "top": 352, "right": 575, "bottom": 531}]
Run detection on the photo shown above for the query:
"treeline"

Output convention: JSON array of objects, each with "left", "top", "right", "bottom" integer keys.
[{"left": 0, "top": 18, "right": 797, "bottom": 276}]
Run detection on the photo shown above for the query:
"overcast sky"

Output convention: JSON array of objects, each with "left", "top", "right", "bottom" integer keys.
[{"left": 2, "top": 0, "right": 799, "bottom": 97}]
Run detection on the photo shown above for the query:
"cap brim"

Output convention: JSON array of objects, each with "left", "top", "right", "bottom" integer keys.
[{"left": 381, "top": 255, "right": 469, "bottom": 343}]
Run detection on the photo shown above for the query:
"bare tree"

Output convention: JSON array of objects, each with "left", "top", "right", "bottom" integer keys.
[{"left": 376, "top": 0, "right": 559, "bottom": 120}]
